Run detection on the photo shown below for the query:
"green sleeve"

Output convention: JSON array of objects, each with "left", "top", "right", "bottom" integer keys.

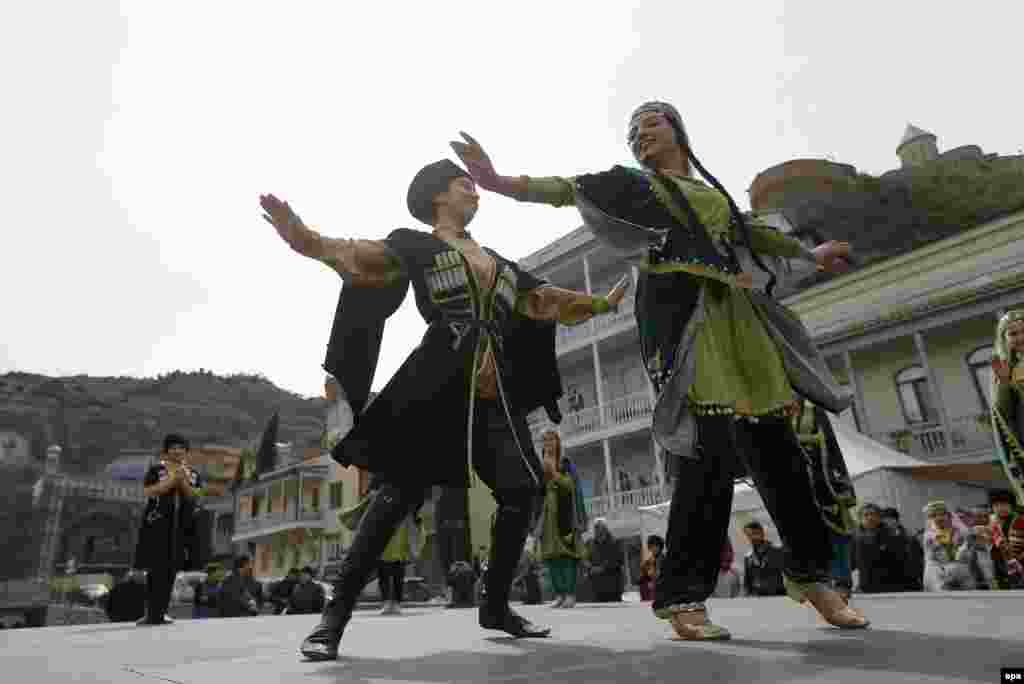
[
  {"left": 552, "top": 473, "right": 574, "bottom": 493},
  {"left": 522, "top": 176, "right": 578, "bottom": 208},
  {"left": 741, "top": 222, "right": 816, "bottom": 260},
  {"left": 996, "top": 382, "right": 1018, "bottom": 427}
]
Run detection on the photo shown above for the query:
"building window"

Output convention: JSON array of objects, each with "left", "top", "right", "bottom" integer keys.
[
  {"left": 329, "top": 481, "right": 344, "bottom": 510},
  {"left": 967, "top": 345, "right": 995, "bottom": 412},
  {"left": 895, "top": 365, "right": 938, "bottom": 424}
]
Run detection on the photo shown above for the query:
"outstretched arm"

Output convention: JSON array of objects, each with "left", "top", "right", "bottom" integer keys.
[
  {"left": 260, "top": 194, "right": 404, "bottom": 287},
  {"left": 518, "top": 275, "right": 630, "bottom": 326},
  {"left": 743, "top": 220, "right": 852, "bottom": 274},
  {"left": 450, "top": 132, "right": 577, "bottom": 208}
]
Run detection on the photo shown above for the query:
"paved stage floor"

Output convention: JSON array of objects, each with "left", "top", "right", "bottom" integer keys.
[{"left": 3, "top": 591, "right": 1022, "bottom": 683}]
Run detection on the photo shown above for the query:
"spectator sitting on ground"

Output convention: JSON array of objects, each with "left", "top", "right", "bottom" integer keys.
[
  {"left": 287, "top": 566, "right": 326, "bottom": 615},
  {"left": 103, "top": 570, "right": 147, "bottom": 623},
  {"left": 218, "top": 555, "right": 263, "bottom": 617},
  {"left": 193, "top": 563, "right": 225, "bottom": 619},
  {"left": 270, "top": 567, "right": 301, "bottom": 615}
]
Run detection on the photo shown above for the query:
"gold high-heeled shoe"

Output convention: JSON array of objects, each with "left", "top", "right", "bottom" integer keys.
[
  {"left": 784, "top": 577, "right": 869, "bottom": 629},
  {"left": 654, "top": 603, "right": 731, "bottom": 641}
]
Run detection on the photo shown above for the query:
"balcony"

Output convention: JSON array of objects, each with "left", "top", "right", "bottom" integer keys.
[
  {"left": 233, "top": 460, "right": 329, "bottom": 542},
  {"left": 556, "top": 297, "right": 636, "bottom": 353},
  {"left": 869, "top": 413, "right": 996, "bottom": 463},
  {"left": 531, "top": 391, "right": 654, "bottom": 446},
  {"left": 585, "top": 484, "right": 668, "bottom": 518},
  {"left": 234, "top": 507, "right": 326, "bottom": 539}
]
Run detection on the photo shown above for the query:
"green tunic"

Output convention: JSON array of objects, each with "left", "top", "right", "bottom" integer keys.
[
  {"left": 381, "top": 518, "right": 412, "bottom": 562},
  {"left": 540, "top": 473, "right": 581, "bottom": 561},
  {"left": 525, "top": 174, "right": 809, "bottom": 416},
  {"left": 993, "top": 373, "right": 1024, "bottom": 505}
]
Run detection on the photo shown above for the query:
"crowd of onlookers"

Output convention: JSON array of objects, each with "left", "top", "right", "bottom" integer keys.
[
  {"left": 705, "top": 488, "right": 1023, "bottom": 598},
  {"left": 101, "top": 557, "right": 327, "bottom": 623},
  {"left": 93, "top": 487, "right": 1022, "bottom": 625}
]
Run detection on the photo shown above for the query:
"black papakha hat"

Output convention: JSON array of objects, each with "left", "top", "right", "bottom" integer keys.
[
  {"left": 162, "top": 433, "right": 190, "bottom": 452},
  {"left": 406, "top": 159, "right": 471, "bottom": 226}
]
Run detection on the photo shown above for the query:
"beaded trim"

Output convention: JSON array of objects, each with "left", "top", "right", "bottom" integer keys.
[
  {"left": 734, "top": 405, "right": 792, "bottom": 423},
  {"left": 655, "top": 602, "right": 706, "bottom": 619},
  {"left": 993, "top": 407, "right": 1024, "bottom": 484},
  {"left": 691, "top": 402, "right": 734, "bottom": 417},
  {"left": 671, "top": 602, "right": 706, "bottom": 613},
  {"left": 644, "top": 174, "right": 741, "bottom": 282}
]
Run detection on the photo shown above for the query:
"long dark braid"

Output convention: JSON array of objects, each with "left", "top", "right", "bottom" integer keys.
[{"left": 685, "top": 148, "right": 778, "bottom": 297}]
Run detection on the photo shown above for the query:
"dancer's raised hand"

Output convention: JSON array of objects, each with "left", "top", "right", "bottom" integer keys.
[
  {"left": 813, "top": 241, "right": 852, "bottom": 273},
  {"left": 604, "top": 275, "right": 631, "bottom": 311},
  {"left": 450, "top": 132, "right": 500, "bottom": 191},
  {"left": 260, "top": 193, "right": 321, "bottom": 257}
]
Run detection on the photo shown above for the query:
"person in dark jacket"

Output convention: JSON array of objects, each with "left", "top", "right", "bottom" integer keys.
[
  {"left": 270, "top": 568, "right": 301, "bottom": 615},
  {"left": 851, "top": 503, "right": 910, "bottom": 593},
  {"left": 882, "top": 507, "right": 922, "bottom": 590},
  {"left": 588, "top": 520, "right": 624, "bottom": 602},
  {"left": 218, "top": 556, "right": 263, "bottom": 617},
  {"left": 134, "top": 433, "right": 206, "bottom": 626},
  {"left": 742, "top": 521, "right": 786, "bottom": 596},
  {"left": 288, "top": 567, "right": 326, "bottom": 615}
]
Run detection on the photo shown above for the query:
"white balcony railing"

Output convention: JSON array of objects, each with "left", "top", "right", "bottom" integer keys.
[
  {"left": 868, "top": 413, "right": 995, "bottom": 462},
  {"left": 530, "top": 391, "right": 653, "bottom": 443},
  {"left": 556, "top": 320, "right": 594, "bottom": 350},
  {"left": 592, "top": 296, "right": 637, "bottom": 335},
  {"left": 556, "top": 297, "right": 636, "bottom": 351},
  {"left": 234, "top": 504, "right": 326, "bottom": 537},
  {"left": 585, "top": 484, "right": 668, "bottom": 518}
]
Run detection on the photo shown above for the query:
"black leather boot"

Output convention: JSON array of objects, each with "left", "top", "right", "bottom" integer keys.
[
  {"left": 300, "top": 483, "right": 421, "bottom": 661},
  {"left": 478, "top": 496, "right": 551, "bottom": 638}
]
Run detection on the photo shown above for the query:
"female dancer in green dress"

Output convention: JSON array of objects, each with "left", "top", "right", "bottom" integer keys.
[
  {"left": 991, "top": 309, "right": 1024, "bottom": 506},
  {"left": 451, "top": 102, "right": 868, "bottom": 639}
]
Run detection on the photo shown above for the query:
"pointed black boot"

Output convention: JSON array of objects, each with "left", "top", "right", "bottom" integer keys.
[
  {"left": 300, "top": 483, "right": 421, "bottom": 661},
  {"left": 478, "top": 497, "right": 551, "bottom": 638}
]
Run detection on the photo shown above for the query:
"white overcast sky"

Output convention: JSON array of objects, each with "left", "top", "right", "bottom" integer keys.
[{"left": 3, "top": 1, "right": 1022, "bottom": 398}]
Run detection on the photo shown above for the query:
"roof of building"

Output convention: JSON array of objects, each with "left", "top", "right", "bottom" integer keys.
[{"left": 898, "top": 123, "right": 937, "bottom": 150}]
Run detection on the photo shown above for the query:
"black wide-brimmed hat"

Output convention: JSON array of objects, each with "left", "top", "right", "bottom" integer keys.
[{"left": 407, "top": 159, "right": 471, "bottom": 226}]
